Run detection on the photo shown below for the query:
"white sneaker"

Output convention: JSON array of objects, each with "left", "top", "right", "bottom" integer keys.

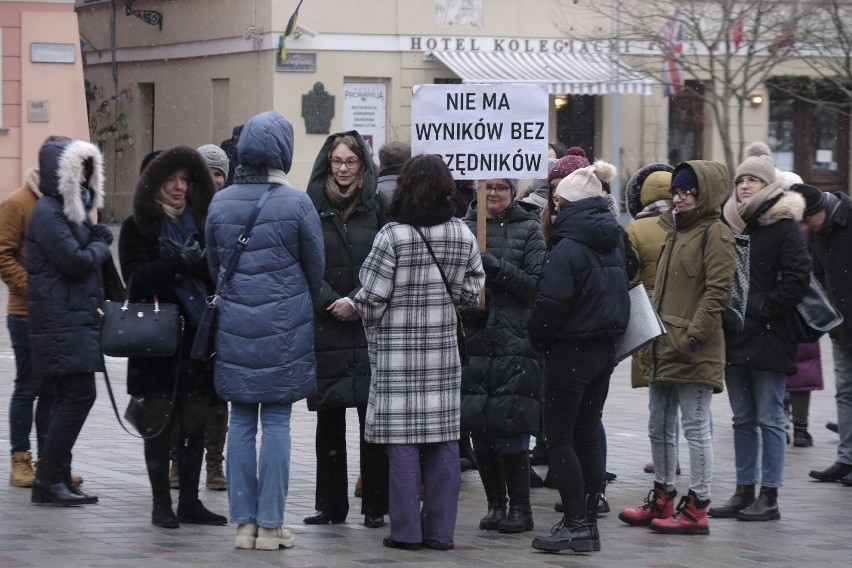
[
  {"left": 255, "top": 526, "right": 295, "bottom": 550},
  {"left": 234, "top": 523, "right": 258, "bottom": 549}
]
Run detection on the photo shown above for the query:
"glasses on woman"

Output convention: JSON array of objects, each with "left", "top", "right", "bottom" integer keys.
[
  {"left": 670, "top": 187, "right": 697, "bottom": 200},
  {"left": 485, "top": 184, "right": 511, "bottom": 193},
  {"left": 331, "top": 158, "right": 360, "bottom": 171}
]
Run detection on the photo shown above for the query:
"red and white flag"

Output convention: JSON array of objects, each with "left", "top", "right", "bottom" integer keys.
[
  {"left": 661, "top": 11, "right": 684, "bottom": 97},
  {"left": 731, "top": 8, "right": 745, "bottom": 51}
]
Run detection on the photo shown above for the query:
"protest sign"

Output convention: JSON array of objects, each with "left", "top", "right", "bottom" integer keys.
[{"left": 411, "top": 83, "right": 549, "bottom": 179}]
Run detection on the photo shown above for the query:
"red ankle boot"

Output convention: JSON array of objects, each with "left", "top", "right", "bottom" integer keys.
[
  {"left": 618, "top": 482, "right": 677, "bottom": 526},
  {"left": 649, "top": 490, "right": 710, "bottom": 535}
]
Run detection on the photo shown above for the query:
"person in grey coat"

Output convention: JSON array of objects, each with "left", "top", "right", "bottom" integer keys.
[{"left": 206, "top": 110, "right": 325, "bottom": 551}]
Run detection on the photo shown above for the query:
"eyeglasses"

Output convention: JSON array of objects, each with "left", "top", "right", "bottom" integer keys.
[
  {"left": 485, "top": 184, "right": 511, "bottom": 194},
  {"left": 735, "top": 175, "right": 763, "bottom": 186},
  {"left": 670, "top": 187, "right": 697, "bottom": 200},
  {"left": 331, "top": 158, "right": 360, "bottom": 171}
]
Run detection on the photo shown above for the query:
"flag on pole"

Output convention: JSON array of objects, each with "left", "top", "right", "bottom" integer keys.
[
  {"left": 731, "top": 8, "right": 744, "bottom": 51},
  {"left": 768, "top": 0, "right": 800, "bottom": 57},
  {"left": 280, "top": 0, "right": 305, "bottom": 63},
  {"left": 660, "top": 11, "right": 684, "bottom": 97}
]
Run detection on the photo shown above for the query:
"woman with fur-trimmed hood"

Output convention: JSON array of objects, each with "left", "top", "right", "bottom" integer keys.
[
  {"left": 118, "top": 146, "right": 227, "bottom": 529},
  {"left": 711, "top": 142, "right": 811, "bottom": 523},
  {"left": 26, "top": 136, "right": 113, "bottom": 506}
]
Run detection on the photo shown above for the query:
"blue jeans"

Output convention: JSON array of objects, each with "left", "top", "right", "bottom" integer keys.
[
  {"left": 724, "top": 365, "right": 787, "bottom": 488},
  {"left": 649, "top": 381, "right": 713, "bottom": 500},
  {"left": 227, "top": 402, "right": 292, "bottom": 528},
  {"left": 832, "top": 341, "right": 852, "bottom": 465},
  {"left": 7, "top": 315, "right": 52, "bottom": 455}
]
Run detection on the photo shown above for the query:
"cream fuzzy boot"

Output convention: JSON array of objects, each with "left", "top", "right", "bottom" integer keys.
[
  {"left": 10, "top": 451, "right": 35, "bottom": 487},
  {"left": 234, "top": 523, "right": 258, "bottom": 549},
  {"left": 255, "top": 527, "right": 295, "bottom": 550}
]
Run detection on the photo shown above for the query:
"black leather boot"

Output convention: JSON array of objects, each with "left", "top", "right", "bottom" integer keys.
[
  {"left": 31, "top": 479, "right": 89, "bottom": 506},
  {"left": 708, "top": 484, "right": 755, "bottom": 518},
  {"left": 531, "top": 515, "right": 595, "bottom": 553},
  {"left": 737, "top": 486, "right": 780, "bottom": 521},
  {"left": 475, "top": 451, "right": 507, "bottom": 530},
  {"left": 497, "top": 452, "right": 534, "bottom": 533},
  {"left": 177, "top": 433, "right": 227, "bottom": 525},
  {"left": 586, "top": 493, "right": 602, "bottom": 551},
  {"left": 144, "top": 430, "right": 178, "bottom": 527}
]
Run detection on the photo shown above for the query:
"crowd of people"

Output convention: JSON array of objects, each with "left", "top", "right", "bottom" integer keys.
[{"left": 2, "top": 112, "right": 851, "bottom": 555}]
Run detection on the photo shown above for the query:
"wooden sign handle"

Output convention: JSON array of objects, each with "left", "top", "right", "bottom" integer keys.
[{"left": 476, "top": 180, "right": 487, "bottom": 307}]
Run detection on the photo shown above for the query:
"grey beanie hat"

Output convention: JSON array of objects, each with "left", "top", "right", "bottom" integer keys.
[{"left": 197, "top": 144, "right": 229, "bottom": 176}]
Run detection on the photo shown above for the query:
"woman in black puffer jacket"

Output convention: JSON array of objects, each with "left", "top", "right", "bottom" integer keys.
[{"left": 461, "top": 178, "right": 546, "bottom": 534}]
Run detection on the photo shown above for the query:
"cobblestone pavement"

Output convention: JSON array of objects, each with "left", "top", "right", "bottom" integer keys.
[{"left": 0, "top": 233, "right": 850, "bottom": 567}]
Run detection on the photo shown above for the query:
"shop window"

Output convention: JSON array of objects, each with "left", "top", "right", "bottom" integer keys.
[
  {"left": 668, "top": 81, "right": 704, "bottom": 165},
  {"left": 555, "top": 95, "right": 595, "bottom": 160}
]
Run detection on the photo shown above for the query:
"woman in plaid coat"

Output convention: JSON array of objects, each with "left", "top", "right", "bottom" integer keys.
[{"left": 355, "top": 154, "right": 485, "bottom": 551}]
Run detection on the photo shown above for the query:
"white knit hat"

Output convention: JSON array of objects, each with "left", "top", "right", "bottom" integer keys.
[
  {"left": 196, "top": 144, "right": 229, "bottom": 176},
  {"left": 554, "top": 160, "right": 616, "bottom": 203}
]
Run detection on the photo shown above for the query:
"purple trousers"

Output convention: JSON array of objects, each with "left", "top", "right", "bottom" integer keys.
[{"left": 386, "top": 441, "right": 460, "bottom": 549}]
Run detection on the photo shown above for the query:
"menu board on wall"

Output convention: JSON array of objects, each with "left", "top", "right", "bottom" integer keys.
[{"left": 343, "top": 83, "right": 387, "bottom": 163}]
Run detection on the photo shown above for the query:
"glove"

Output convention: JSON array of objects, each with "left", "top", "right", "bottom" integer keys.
[
  {"left": 163, "top": 237, "right": 204, "bottom": 268},
  {"left": 459, "top": 305, "right": 489, "bottom": 324},
  {"left": 480, "top": 252, "right": 500, "bottom": 277},
  {"left": 687, "top": 335, "right": 702, "bottom": 351},
  {"left": 92, "top": 224, "right": 113, "bottom": 245}
]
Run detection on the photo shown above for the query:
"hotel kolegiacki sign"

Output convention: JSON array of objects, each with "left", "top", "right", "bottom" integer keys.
[{"left": 411, "top": 83, "right": 549, "bottom": 180}]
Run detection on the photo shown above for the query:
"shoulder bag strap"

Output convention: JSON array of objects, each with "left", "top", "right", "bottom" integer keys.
[
  {"left": 215, "top": 184, "right": 278, "bottom": 291},
  {"left": 411, "top": 225, "right": 454, "bottom": 302}
]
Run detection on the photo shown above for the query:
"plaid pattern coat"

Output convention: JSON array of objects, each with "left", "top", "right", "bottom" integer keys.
[{"left": 355, "top": 218, "right": 485, "bottom": 444}]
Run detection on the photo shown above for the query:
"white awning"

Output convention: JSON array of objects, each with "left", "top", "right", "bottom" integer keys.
[{"left": 430, "top": 51, "right": 654, "bottom": 96}]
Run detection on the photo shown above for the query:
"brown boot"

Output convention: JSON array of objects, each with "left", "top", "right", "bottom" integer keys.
[
  {"left": 206, "top": 462, "right": 227, "bottom": 491},
  {"left": 354, "top": 473, "right": 363, "bottom": 497},
  {"left": 10, "top": 451, "right": 35, "bottom": 487}
]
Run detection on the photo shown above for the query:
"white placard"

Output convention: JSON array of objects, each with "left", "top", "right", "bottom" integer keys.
[
  {"left": 343, "top": 82, "right": 387, "bottom": 162},
  {"left": 411, "top": 83, "right": 549, "bottom": 179}
]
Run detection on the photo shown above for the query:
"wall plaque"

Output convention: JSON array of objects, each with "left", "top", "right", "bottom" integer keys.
[
  {"left": 276, "top": 53, "right": 317, "bottom": 73},
  {"left": 27, "top": 100, "right": 50, "bottom": 122},
  {"left": 31, "top": 43, "right": 76, "bottom": 64},
  {"left": 302, "top": 82, "right": 335, "bottom": 134}
]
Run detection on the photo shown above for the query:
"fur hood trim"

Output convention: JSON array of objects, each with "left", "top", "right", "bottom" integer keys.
[
  {"left": 626, "top": 163, "right": 673, "bottom": 217},
  {"left": 131, "top": 145, "right": 215, "bottom": 237},
  {"left": 24, "top": 168, "right": 42, "bottom": 198},
  {"left": 58, "top": 140, "right": 105, "bottom": 225},
  {"left": 758, "top": 190, "right": 806, "bottom": 227}
]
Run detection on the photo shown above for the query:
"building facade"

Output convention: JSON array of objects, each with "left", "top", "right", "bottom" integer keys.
[{"left": 4, "top": 1, "right": 847, "bottom": 217}]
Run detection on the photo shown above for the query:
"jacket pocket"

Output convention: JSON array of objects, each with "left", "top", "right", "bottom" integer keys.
[{"left": 656, "top": 313, "right": 694, "bottom": 364}]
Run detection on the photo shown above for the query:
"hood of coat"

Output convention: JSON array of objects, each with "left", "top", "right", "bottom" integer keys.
[
  {"left": 626, "top": 163, "right": 673, "bottom": 218},
  {"left": 551, "top": 196, "right": 621, "bottom": 253},
  {"left": 663, "top": 160, "right": 731, "bottom": 232},
  {"left": 38, "top": 139, "right": 104, "bottom": 225},
  {"left": 463, "top": 198, "right": 542, "bottom": 224},
  {"left": 756, "top": 190, "right": 806, "bottom": 227},
  {"left": 131, "top": 145, "right": 215, "bottom": 237},
  {"left": 24, "top": 167, "right": 42, "bottom": 199},
  {"left": 306, "top": 130, "right": 379, "bottom": 211},
  {"left": 236, "top": 110, "right": 295, "bottom": 173}
]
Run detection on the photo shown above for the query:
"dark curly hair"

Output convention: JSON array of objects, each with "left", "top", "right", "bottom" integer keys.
[{"left": 387, "top": 154, "right": 454, "bottom": 223}]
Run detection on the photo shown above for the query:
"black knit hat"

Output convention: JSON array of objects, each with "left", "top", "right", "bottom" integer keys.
[{"left": 790, "top": 183, "right": 826, "bottom": 217}]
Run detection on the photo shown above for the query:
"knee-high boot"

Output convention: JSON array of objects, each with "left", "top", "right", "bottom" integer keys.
[
  {"left": 497, "top": 451, "right": 534, "bottom": 533},
  {"left": 145, "top": 433, "right": 178, "bottom": 528},
  {"left": 176, "top": 433, "right": 227, "bottom": 525},
  {"left": 475, "top": 451, "right": 507, "bottom": 530}
]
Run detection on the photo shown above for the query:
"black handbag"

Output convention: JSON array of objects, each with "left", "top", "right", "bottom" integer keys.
[
  {"left": 412, "top": 226, "right": 468, "bottom": 365},
  {"left": 189, "top": 184, "right": 279, "bottom": 361},
  {"left": 189, "top": 295, "right": 218, "bottom": 361},
  {"left": 100, "top": 296, "right": 182, "bottom": 358}
]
